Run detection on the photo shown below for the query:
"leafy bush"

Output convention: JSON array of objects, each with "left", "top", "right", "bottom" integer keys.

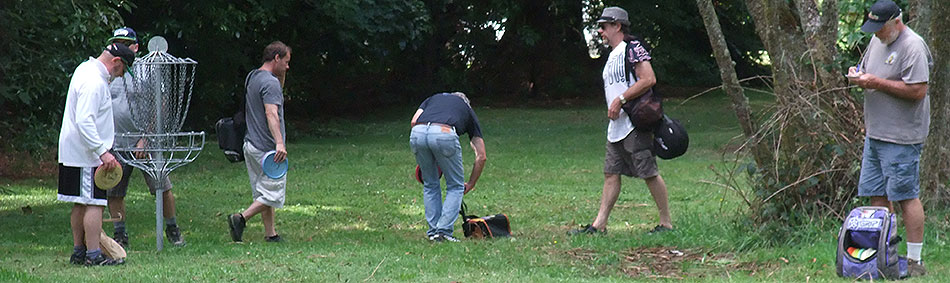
[{"left": 0, "top": 0, "right": 127, "bottom": 156}]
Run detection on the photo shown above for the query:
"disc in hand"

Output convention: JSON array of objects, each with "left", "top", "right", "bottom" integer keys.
[
  {"left": 261, "top": 151, "right": 288, "bottom": 179},
  {"left": 94, "top": 165, "right": 123, "bottom": 190}
]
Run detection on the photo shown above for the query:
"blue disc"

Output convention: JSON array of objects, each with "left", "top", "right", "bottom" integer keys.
[{"left": 261, "top": 151, "right": 288, "bottom": 179}]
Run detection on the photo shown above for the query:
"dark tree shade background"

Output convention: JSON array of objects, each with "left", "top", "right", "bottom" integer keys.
[{"left": 0, "top": 0, "right": 766, "bottom": 156}]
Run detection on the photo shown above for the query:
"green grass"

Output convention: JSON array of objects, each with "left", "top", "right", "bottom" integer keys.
[{"left": 1, "top": 91, "right": 947, "bottom": 282}]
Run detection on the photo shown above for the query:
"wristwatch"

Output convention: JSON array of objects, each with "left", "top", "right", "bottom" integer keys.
[{"left": 618, "top": 95, "right": 627, "bottom": 104}]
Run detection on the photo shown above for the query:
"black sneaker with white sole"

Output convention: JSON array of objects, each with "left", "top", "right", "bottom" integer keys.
[
  {"left": 265, "top": 234, "right": 282, "bottom": 242},
  {"left": 85, "top": 254, "right": 124, "bottom": 266},
  {"left": 647, "top": 225, "right": 673, "bottom": 234},
  {"left": 440, "top": 234, "right": 461, "bottom": 242},
  {"left": 166, "top": 224, "right": 185, "bottom": 246},
  {"left": 567, "top": 224, "right": 606, "bottom": 236}
]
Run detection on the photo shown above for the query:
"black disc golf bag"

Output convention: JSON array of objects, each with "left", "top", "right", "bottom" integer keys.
[
  {"left": 836, "top": 206, "right": 908, "bottom": 279},
  {"left": 460, "top": 202, "right": 510, "bottom": 238}
]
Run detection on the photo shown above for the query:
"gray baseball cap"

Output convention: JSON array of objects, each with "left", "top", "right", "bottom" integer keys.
[{"left": 597, "top": 7, "right": 630, "bottom": 26}]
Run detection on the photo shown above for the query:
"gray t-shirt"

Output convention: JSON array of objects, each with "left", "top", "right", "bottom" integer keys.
[
  {"left": 860, "top": 27, "right": 933, "bottom": 144},
  {"left": 244, "top": 69, "right": 285, "bottom": 151},
  {"left": 111, "top": 73, "right": 138, "bottom": 147}
]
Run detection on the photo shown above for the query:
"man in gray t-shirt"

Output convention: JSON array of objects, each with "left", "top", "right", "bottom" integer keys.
[
  {"left": 848, "top": 0, "right": 932, "bottom": 276},
  {"left": 105, "top": 27, "right": 185, "bottom": 248},
  {"left": 227, "top": 41, "right": 292, "bottom": 243}
]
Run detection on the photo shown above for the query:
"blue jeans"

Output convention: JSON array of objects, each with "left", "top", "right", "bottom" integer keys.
[{"left": 410, "top": 124, "right": 465, "bottom": 237}]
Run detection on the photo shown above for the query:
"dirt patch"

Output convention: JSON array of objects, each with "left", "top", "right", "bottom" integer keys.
[
  {"left": 620, "top": 246, "right": 776, "bottom": 279},
  {"left": 621, "top": 246, "right": 776, "bottom": 279}
]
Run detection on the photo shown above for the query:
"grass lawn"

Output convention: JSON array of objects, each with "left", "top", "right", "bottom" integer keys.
[{"left": 1, "top": 91, "right": 947, "bottom": 282}]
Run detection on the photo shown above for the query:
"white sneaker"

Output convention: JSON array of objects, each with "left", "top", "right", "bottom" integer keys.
[{"left": 440, "top": 234, "right": 460, "bottom": 242}]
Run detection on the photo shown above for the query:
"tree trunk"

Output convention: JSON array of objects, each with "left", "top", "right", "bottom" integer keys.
[
  {"left": 921, "top": 0, "right": 950, "bottom": 206},
  {"left": 793, "top": 0, "right": 844, "bottom": 89},
  {"left": 695, "top": 0, "right": 755, "bottom": 139},
  {"left": 731, "top": 0, "right": 865, "bottom": 222},
  {"left": 907, "top": 0, "right": 932, "bottom": 37}
]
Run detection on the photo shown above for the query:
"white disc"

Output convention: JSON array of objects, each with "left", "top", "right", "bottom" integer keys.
[{"left": 147, "top": 36, "right": 168, "bottom": 53}]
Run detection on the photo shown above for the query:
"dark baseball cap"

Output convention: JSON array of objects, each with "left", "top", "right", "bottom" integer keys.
[
  {"left": 106, "top": 43, "right": 135, "bottom": 77},
  {"left": 861, "top": 0, "right": 902, "bottom": 33},
  {"left": 597, "top": 7, "right": 630, "bottom": 26},
  {"left": 109, "top": 27, "right": 139, "bottom": 44}
]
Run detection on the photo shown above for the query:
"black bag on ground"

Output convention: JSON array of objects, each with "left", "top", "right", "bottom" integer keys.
[
  {"left": 460, "top": 201, "right": 511, "bottom": 238},
  {"left": 620, "top": 35, "right": 663, "bottom": 130}
]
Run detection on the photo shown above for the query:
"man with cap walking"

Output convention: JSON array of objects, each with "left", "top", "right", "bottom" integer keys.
[
  {"left": 104, "top": 27, "right": 186, "bottom": 248},
  {"left": 58, "top": 42, "right": 135, "bottom": 266},
  {"left": 569, "top": 6, "right": 672, "bottom": 236},
  {"left": 848, "top": 0, "right": 931, "bottom": 277}
]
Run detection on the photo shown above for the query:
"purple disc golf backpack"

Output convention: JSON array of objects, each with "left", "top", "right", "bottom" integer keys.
[{"left": 836, "top": 206, "right": 908, "bottom": 279}]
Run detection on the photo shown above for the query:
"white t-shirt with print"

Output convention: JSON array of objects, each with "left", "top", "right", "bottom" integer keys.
[{"left": 603, "top": 41, "right": 634, "bottom": 143}]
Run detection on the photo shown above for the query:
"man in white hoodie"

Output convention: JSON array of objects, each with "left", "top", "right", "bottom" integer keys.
[{"left": 58, "top": 43, "right": 134, "bottom": 266}]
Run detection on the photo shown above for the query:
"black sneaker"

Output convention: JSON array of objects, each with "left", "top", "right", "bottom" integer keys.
[
  {"left": 427, "top": 234, "right": 441, "bottom": 242},
  {"left": 166, "top": 225, "right": 185, "bottom": 246},
  {"left": 69, "top": 249, "right": 86, "bottom": 265},
  {"left": 647, "top": 225, "right": 673, "bottom": 234},
  {"left": 265, "top": 234, "right": 282, "bottom": 242},
  {"left": 440, "top": 234, "right": 461, "bottom": 242},
  {"left": 112, "top": 231, "right": 129, "bottom": 249},
  {"left": 567, "top": 224, "right": 605, "bottom": 236},
  {"left": 85, "top": 254, "right": 124, "bottom": 266},
  {"left": 227, "top": 213, "right": 246, "bottom": 242}
]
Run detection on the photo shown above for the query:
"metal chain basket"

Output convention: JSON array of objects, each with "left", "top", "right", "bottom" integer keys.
[{"left": 112, "top": 36, "right": 204, "bottom": 250}]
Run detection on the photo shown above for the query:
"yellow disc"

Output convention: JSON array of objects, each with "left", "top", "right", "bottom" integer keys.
[{"left": 94, "top": 165, "right": 123, "bottom": 190}]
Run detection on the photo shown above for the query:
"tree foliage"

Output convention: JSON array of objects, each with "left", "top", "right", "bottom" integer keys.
[
  {"left": 0, "top": 0, "right": 763, "bottom": 163},
  {"left": 0, "top": 0, "right": 128, "bottom": 154}
]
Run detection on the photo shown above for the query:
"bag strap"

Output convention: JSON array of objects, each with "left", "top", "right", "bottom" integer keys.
[
  {"left": 624, "top": 39, "right": 636, "bottom": 87},
  {"left": 243, "top": 70, "right": 255, "bottom": 110},
  {"left": 460, "top": 201, "right": 477, "bottom": 221},
  {"left": 460, "top": 201, "right": 468, "bottom": 219}
]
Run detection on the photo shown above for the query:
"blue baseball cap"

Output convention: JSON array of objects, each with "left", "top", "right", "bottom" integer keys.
[
  {"left": 109, "top": 27, "right": 139, "bottom": 44},
  {"left": 861, "top": 0, "right": 902, "bottom": 33}
]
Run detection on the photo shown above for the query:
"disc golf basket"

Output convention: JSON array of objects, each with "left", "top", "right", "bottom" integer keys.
[{"left": 113, "top": 36, "right": 204, "bottom": 251}]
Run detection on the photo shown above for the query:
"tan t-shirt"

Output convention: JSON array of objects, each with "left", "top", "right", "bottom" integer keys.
[{"left": 860, "top": 27, "right": 933, "bottom": 144}]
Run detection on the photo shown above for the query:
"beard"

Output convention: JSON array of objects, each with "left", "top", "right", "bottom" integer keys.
[{"left": 879, "top": 25, "right": 902, "bottom": 45}]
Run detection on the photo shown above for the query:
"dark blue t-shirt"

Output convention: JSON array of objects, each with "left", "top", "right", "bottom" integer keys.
[{"left": 416, "top": 93, "right": 483, "bottom": 140}]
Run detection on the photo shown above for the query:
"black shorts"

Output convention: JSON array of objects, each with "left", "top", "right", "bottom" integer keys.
[{"left": 57, "top": 164, "right": 107, "bottom": 206}]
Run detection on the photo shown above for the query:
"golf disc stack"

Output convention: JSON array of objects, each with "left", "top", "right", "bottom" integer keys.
[{"left": 846, "top": 247, "right": 876, "bottom": 261}]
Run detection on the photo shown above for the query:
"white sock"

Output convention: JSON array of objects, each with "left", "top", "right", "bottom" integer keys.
[{"left": 907, "top": 242, "right": 923, "bottom": 261}]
